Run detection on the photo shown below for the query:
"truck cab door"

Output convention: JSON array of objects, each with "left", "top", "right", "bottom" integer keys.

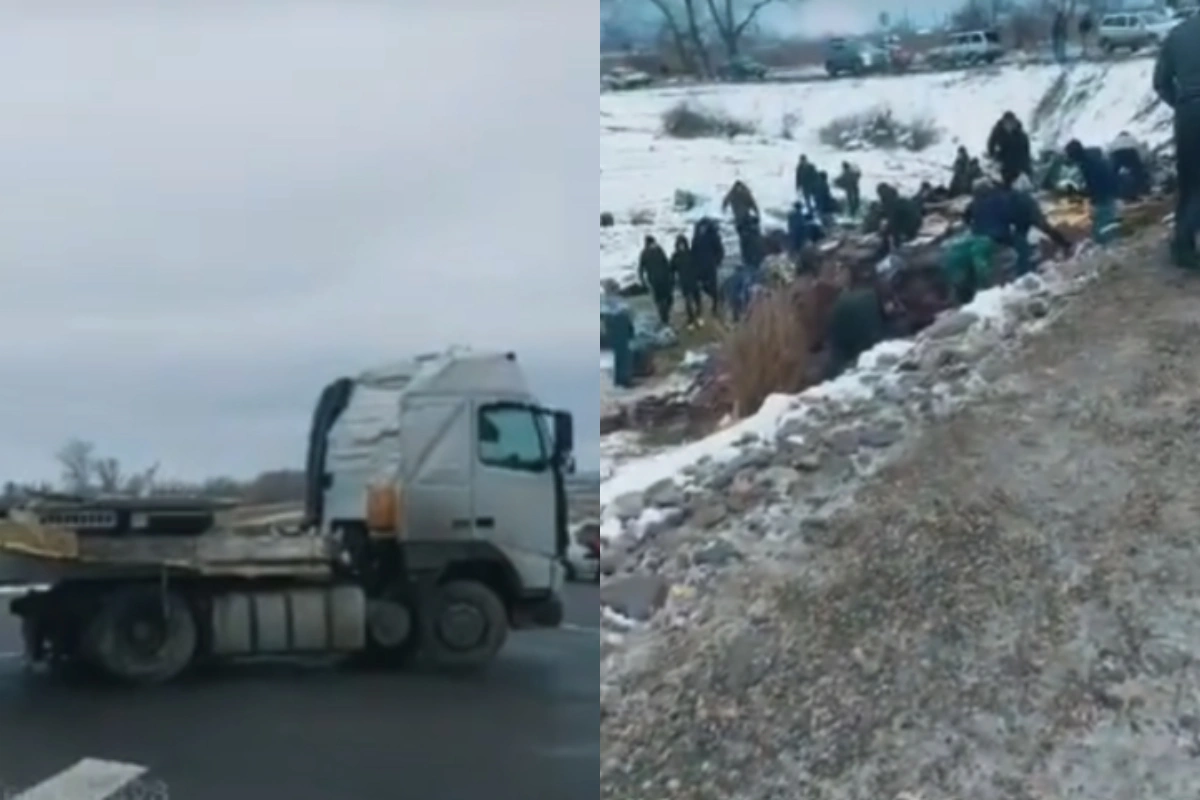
[
  {"left": 472, "top": 402, "right": 559, "bottom": 590},
  {"left": 399, "top": 395, "right": 473, "bottom": 542}
]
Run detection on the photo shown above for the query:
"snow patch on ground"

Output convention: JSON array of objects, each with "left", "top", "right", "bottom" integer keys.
[
  {"left": 597, "top": 60, "right": 1164, "bottom": 498},
  {"left": 600, "top": 60, "right": 1169, "bottom": 285}
]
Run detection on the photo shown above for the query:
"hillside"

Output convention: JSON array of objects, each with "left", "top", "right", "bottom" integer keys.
[
  {"left": 595, "top": 51, "right": 1200, "bottom": 798},
  {"left": 600, "top": 222, "right": 1200, "bottom": 799},
  {"left": 600, "top": 59, "right": 1169, "bottom": 285}
]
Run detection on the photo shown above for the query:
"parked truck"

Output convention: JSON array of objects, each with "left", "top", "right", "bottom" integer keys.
[{"left": 0, "top": 349, "right": 575, "bottom": 685}]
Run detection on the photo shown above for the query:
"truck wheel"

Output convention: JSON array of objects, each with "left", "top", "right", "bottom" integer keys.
[
  {"left": 83, "top": 586, "right": 197, "bottom": 685},
  {"left": 361, "top": 596, "right": 420, "bottom": 667},
  {"left": 423, "top": 580, "right": 508, "bottom": 670}
]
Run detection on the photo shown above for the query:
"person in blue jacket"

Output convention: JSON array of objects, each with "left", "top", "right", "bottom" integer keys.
[
  {"left": 945, "top": 177, "right": 1012, "bottom": 303},
  {"left": 722, "top": 262, "right": 761, "bottom": 323},
  {"left": 1007, "top": 176, "right": 1072, "bottom": 275},
  {"left": 1065, "top": 139, "right": 1119, "bottom": 244},
  {"left": 601, "top": 282, "right": 635, "bottom": 388},
  {"left": 786, "top": 201, "right": 810, "bottom": 253}
]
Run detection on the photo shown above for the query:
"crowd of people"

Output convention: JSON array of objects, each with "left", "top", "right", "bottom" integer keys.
[{"left": 604, "top": 16, "right": 1200, "bottom": 391}]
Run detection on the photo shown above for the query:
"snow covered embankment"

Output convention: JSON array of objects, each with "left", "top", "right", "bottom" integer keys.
[
  {"left": 600, "top": 59, "right": 1170, "bottom": 286},
  {"left": 602, "top": 228, "right": 1200, "bottom": 799},
  {"left": 597, "top": 264, "right": 1079, "bottom": 637}
]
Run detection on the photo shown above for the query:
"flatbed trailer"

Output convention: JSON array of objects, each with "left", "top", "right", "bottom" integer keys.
[
  {"left": 0, "top": 516, "right": 333, "bottom": 584},
  {"left": 0, "top": 513, "right": 564, "bottom": 685}
]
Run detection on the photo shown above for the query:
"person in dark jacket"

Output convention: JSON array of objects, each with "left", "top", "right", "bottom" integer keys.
[
  {"left": 877, "top": 183, "right": 923, "bottom": 252},
  {"left": 691, "top": 217, "right": 725, "bottom": 316},
  {"left": 1108, "top": 132, "right": 1151, "bottom": 201},
  {"left": 987, "top": 111, "right": 1032, "bottom": 187},
  {"left": 670, "top": 235, "right": 702, "bottom": 327},
  {"left": 1154, "top": 13, "right": 1200, "bottom": 269},
  {"left": 1052, "top": 10, "right": 1068, "bottom": 63},
  {"left": 833, "top": 161, "right": 862, "bottom": 217},
  {"left": 1007, "top": 176, "right": 1072, "bottom": 275},
  {"left": 825, "top": 274, "right": 898, "bottom": 380},
  {"left": 965, "top": 178, "right": 1014, "bottom": 243},
  {"left": 945, "top": 177, "right": 1010, "bottom": 300},
  {"left": 949, "top": 146, "right": 973, "bottom": 197},
  {"left": 1079, "top": 12, "right": 1094, "bottom": 56},
  {"left": 787, "top": 201, "right": 810, "bottom": 253},
  {"left": 637, "top": 235, "right": 674, "bottom": 326},
  {"left": 1065, "top": 139, "right": 1119, "bottom": 244},
  {"left": 735, "top": 212, "right": 765, "bottom": 269},
  {"left": 814, "top": 170, "right": 838, "bottom": 222},
  {"left": 722, "top": 180, "right": 759, "bottom": 226},
  {"left": 795, "top": 155, "right": 819, "bottom": 213}
]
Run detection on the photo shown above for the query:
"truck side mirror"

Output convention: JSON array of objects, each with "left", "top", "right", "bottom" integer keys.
[{"left": 553, "top": 411, "right": 574, "bottom": 457}]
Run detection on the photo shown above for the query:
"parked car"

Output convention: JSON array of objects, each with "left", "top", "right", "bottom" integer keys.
[
  {"left": 719, "top": 56, "right": 769, "bottom": 81},
  {"left": 824, "top": 38, "right": 891, "bottom": 77},
  {"left": 602, "top": 65, "right": 654, "bottom": 91},
  {"left": 1097, "top": 11, "right": 1177, "bottom": 52},
  {"left": 926, "top": 29, "right": 1005, "bottom": 68}
]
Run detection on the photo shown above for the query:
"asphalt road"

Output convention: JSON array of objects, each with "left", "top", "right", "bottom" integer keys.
[{"left": 0, "top": 583, "right": 599, "bottom": 800}]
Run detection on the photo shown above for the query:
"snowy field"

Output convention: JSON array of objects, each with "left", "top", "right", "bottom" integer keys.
[
  {"left": 597, "top": 59, "right": 1174, "bottom": 516},
  {"left": 600, "top": 59, "right": 1170, "bottom": 287}
]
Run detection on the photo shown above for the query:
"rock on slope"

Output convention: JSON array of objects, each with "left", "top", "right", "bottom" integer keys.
[{"left": 601, "top": 230, "right": 1200, "bottom": 799}]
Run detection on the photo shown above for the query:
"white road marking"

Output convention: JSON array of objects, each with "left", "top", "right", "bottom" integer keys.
[
  {"left": 560, "top": 624, "right": 600, "bottom": 635},
  {"left": 0, "top": 585, "right": 47, "bottom": 597},
  {"left": 14, "top": 758, "right": 147, "bottom": 800}
]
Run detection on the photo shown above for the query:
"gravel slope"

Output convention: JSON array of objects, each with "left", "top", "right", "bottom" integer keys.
[{"left": 602, "top": 229, "right": 1200, "bottom": 799}]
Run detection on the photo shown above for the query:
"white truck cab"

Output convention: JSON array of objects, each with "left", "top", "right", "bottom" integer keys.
[{"left": 311, "top": 349, "right": 571, "bottom": 601}]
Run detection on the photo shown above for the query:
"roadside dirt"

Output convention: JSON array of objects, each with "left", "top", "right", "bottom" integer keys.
[{"left": 602, "top": 229, "right": 1200, "bottom": 799}]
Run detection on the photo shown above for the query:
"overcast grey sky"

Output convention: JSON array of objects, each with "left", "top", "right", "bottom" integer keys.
[{"left": 0, "top": 3, "right": 595, "bottom": 483}]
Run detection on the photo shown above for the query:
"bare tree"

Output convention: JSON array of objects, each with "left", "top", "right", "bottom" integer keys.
[
  {"left": 54, "top": 439, "right": 159, "bottom": 497},
  {"left": 93, "top": 456, "right": 123, "bottom": 493},
  {"left": 123, "top": 463, "right": 160, "bottom": 497},
  {"left": 951, "top": 0, "right": 993, "bottom": 30},
  {"left": 683, "top": 0, "right": 715, "bottom": 77},
  {"left": 647, "top": 0, "right": 701, "bottom": 74},
  {"left": 56, "top": 438, "right": 95, "bottom": 494},
  {"left": 645, "top": 0, "right": 792, "bottom": 74},
  {"left": 703, "top": 0, "right": 791, "bottom": 59},
  {"left": 1007, "top": 6, "right": 1045, "bottom": 48}
]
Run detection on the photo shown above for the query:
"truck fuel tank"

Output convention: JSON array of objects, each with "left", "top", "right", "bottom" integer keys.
[{"left": 209, "top": 585, "right": 366, "bottom": 656}]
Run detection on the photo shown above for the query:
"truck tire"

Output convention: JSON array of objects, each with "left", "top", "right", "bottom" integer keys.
[
  {"left": 361, "top": 595, "right": 421, "bottom": 668},
  {"left": 422, "top": 580, "right": 508, "bottom": 670},
  {"left": 83, "top": 586, "right": 197, "bottom": 685}
]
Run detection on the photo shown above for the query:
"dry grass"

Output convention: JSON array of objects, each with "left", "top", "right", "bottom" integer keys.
[
  {"left": 722, "top": 288, "right": 811, "bottom": 417},
  {"left": 661, "top": 101, "right": 757, "bottom": 139},
  {"left": 818, "top": 106, "right": 939, "bottom": 153}
]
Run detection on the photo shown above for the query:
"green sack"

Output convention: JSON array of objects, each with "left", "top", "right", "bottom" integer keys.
[{"left": 941, "top": 235, "right": 995, "bottom": 289}]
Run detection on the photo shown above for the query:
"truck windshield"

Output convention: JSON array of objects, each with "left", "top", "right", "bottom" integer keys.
[{"left": 477, "top": 404, "right": 549, "bottom": 472}]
